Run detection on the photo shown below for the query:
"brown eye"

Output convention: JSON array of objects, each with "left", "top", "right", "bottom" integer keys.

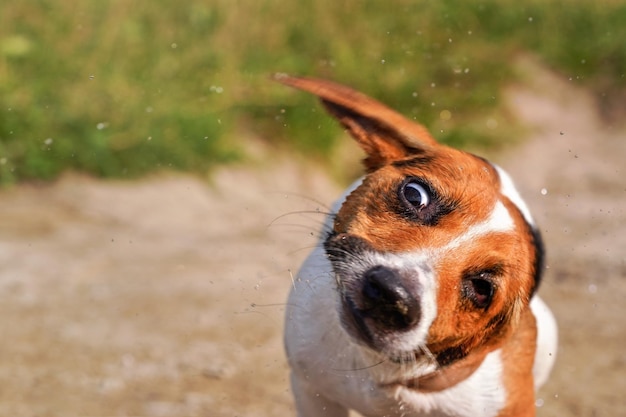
[
  {"left": 469, "top": 278, "right": 493, "bottom": 308},
  {"left": 462, "top": 272, "right": 495, "bottom": 309}
]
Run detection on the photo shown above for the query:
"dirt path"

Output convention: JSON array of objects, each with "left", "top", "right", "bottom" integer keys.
[{"left": 0, "top": 66, "right": 624, "bottom": 416}]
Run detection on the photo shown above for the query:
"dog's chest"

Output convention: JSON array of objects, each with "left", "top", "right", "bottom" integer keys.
[{"left": 393, "top": 351, "right": 507, "bottom": 417}]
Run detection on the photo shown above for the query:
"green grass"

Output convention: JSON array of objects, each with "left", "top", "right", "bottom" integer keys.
[{"left": 1, "top": 0, "right": 625, "bottom": 183}]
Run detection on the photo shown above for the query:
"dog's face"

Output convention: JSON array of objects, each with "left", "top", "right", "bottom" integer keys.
[{"left": 277, "top": 75, "right": 543, "bottom": 370}]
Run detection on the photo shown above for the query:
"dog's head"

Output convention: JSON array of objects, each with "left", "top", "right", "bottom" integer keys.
[{"left": 277, "top": 75, "right": 544, "bottom": 374}]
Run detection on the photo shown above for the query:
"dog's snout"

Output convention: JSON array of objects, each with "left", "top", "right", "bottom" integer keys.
[{"left": 361, "top": 266, "right": 421, "bottom": 331}]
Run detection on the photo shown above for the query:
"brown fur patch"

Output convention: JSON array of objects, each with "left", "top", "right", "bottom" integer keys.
[{"left": 496, "top": 307, "right": 538, "bottom": 417}]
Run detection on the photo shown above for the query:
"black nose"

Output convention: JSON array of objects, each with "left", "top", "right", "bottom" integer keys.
[{"left": 360, "top": 265, "right": 421, "bottom": 331}]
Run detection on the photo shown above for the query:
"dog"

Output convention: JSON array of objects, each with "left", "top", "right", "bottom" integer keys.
[{"left": 276, "top": 75, "right": 557, "bottom": 417}]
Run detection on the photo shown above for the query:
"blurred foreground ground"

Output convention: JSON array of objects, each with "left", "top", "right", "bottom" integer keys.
[{"left": 0, "top": 67, "right": 625, "bottom": 416}]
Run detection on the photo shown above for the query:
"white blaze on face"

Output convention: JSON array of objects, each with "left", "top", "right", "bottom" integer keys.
[
  {"left": 493, "top": 164, "right": 535, "bottom": 226},
  {"left": 443, "top": 200, "right": 515, "bottom": 253}
]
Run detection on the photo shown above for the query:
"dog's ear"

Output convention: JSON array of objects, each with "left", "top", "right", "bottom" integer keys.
[{"left": 275, "top": 74, "right": 438, "bottom": 172}]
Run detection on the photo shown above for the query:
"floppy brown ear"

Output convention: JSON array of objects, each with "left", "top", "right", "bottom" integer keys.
[{"left": 275, "top": 74, "right": 438, "bottom": 172}]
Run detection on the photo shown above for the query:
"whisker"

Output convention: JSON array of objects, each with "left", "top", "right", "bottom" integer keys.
[
  {"left": 248, "top": 302, "right": 289, "bottom": 308},
  {"left": 270, "top": 222, "right": 327, "bottom": 236},
  {"left": 233, "top": 309, "right": 275, "bottom": 322},
  {"left": 288, "top": 268, "right": 296, "bottom": 290},
  {"left": 265, "top": 191, "right": 334, "bottom": 212},
  {"left": 267, "top": 209, "right": 333, "bottom": 228},
  {"left": 331, "top": 357, "right": 388, "bottom": 372},
  {"left": 286, "top": 243, "right": 324, "bottom": 257},
  {"left": 419, "top": 345, "right": 441, "bottom": 370}
]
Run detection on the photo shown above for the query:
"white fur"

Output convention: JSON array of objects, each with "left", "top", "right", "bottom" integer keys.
[
  {"left": 494, "top": 165, "right": 535, "bottom": 226},
  {"left": 395, "top": 350, "right": 506, "bottom": 417},
  {"left": 443, "top": 200, "right": 514, "bottom": 253},
  {"left": 530, "top": 295, "right": 558, "bottom": 389}
]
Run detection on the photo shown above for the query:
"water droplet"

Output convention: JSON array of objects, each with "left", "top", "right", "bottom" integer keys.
[
  {"left": 89, "top": 75, "right": 95, "bottom": 80},
  {"left": 44, "top": 138, "right": 53, "bottom": 145},
  {"left": 540, "top": 188, "right": 548, "bottom": 195}
]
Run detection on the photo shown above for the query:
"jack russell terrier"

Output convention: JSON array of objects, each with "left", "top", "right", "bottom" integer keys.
[{"left": 276, "top": 75, "right": 557, "bottom": 417}]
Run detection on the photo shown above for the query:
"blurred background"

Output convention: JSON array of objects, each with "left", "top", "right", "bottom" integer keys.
[
  {"left": 1, "top": 0, "right": 625, "bottom": 183},
  {"left": 1, "top": 1, "right": 625, "bottom": 416}
]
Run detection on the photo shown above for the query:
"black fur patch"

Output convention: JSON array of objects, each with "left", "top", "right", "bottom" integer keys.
[
  {"left": 391, "top": 154, "right": 435, "bottom": 169},
  {"left": 435, "top": 345, "right": 468, "bottom": 367},
  {"left": 529, "top": 225, "right": 545, "bottom": 295}
]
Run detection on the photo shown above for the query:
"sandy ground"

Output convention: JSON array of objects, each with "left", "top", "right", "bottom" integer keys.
[{"left": 0, "top": 65, "right": 625, "bottom": 416}]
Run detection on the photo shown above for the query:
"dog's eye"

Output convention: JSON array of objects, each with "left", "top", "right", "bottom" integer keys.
[
  {"left": 462, "top": 272, "right": 495, "bottom": 309},
  {"left": 397, "top": 178, "right": 453, "bottom": 225},
  {"left": 469, "top": 278, "right": 493, "bottom": 308},
  {"left": 402, "top": 182, "right": 430, "bottom": 209}
]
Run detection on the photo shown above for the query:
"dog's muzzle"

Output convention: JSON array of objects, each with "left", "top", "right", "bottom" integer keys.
[
  {"left": 358, "top": 265, "right": 421, "bottom": 330},
  {"left": 325, "top": 233, "right": 424, "bottom": 349}
]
